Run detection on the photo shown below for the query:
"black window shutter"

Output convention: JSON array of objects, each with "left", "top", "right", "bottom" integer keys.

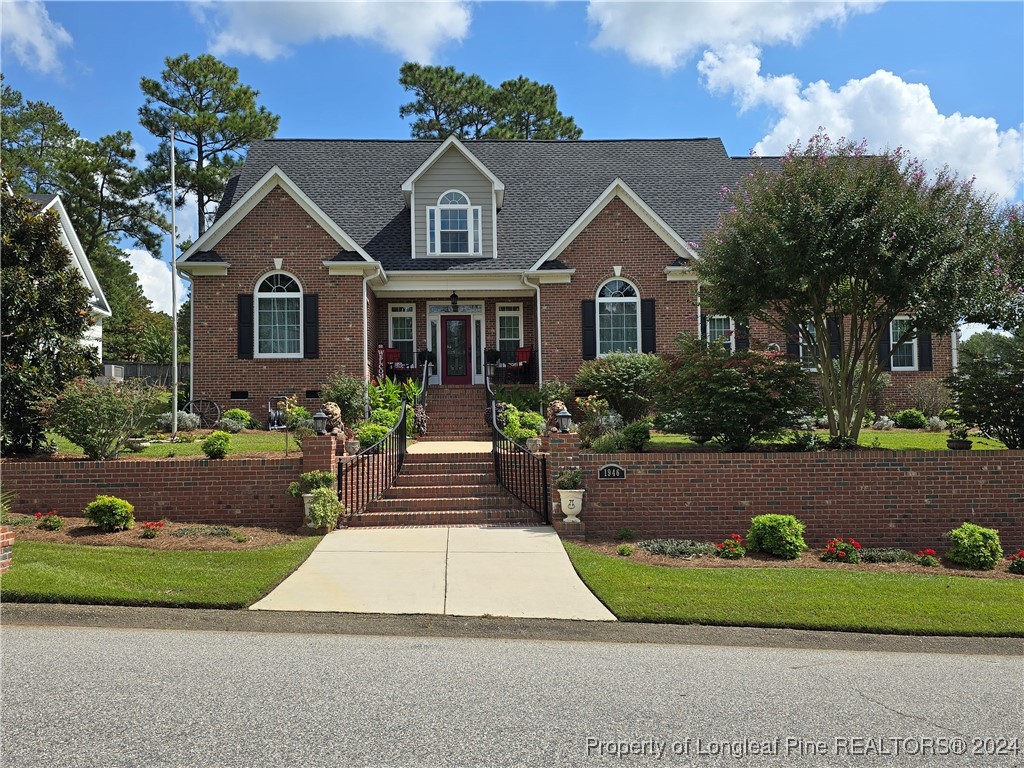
[
  {"left": 582, "top": 300, "right": 596, "bottom": 360},
  {"left": 734, "top": 317, "right": 750, "bottom": 351},
  {"left": 237, "top": 294, "right": 254, "bottom": 359},
  {"left": 700, "top": 312, "right": 708, "bottom": 340},
  {"left": 918, "top": 332, "right": 932, "bottom": 371},
  {"left": 640, "top": 299, "right": 656, "bottom": 353},
  {"left": 827, "top": 317, "right": 841, "bottom": 359},
  {"left": 877, "top": 318, "right": 892, "bottom": 371},
  {"left": 785, "top": 324, "right": 801, "bottom": 358},
  {"left": 303, "top": 294, "right": 319, "bottom": 359}
]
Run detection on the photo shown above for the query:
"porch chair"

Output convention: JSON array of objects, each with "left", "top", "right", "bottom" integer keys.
[
  {"left": 384, "top": 347, "right": 416, "bottom": 381},
  {"left": 504, "top": 346, "right": 533, "bottom": 384}
]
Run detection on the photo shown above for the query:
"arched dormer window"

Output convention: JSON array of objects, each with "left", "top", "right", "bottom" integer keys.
[
  {"left": 596, "top": 278, "right": 639, "bottom": 356},
  {"left": 427, "top": 189, "right": 481, "bottom": 256},
  {"left": 255, "top": 272, "right": 303, "bottom": 357}
]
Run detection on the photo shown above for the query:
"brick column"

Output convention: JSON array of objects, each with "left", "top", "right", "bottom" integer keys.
[
  {"left": 548, "top": 433, "right": 587, "bottom": 539},
  {"left": 0, "top": 526, "right": 13, "bottom": 573},
  {"left": 301, "top": 434, "right": 338, "bottom": 474}
]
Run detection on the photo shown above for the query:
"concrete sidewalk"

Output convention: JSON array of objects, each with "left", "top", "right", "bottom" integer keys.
[{"left": 250, "top": 526, "right": 615, "bottom": 621}]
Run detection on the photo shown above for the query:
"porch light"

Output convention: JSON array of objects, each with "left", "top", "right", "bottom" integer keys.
[
  {"left": 556, "top": 407, "right": 572, "bottom": 433},
  {"left": 449, "top": 291, "right": 459, "bottom": 310},
  {"left": 486, "top": 361, "right": 497, "bottom": 381},
  {"left": 312, "top": 411, "right": 328, "bottom": 435}
]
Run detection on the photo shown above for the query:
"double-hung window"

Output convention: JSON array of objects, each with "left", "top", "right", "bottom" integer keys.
[
  {"left": 890, "top": 316, "right": 917, "bottom": 370},
  {"left": 255, "top": 273, "right": 302, "bottom": 358},
  {"left": 800, "top": 322, "right": 818, "bottom": 369},
  {"left": 496, "top": 304, "right": 523, "bottom": 363},
  {"left": 706, "top": 315, "right": 735, "bottom": 351},
  {"left": 389, "top": 304, "right": 416, "bottom": 365},
  {"left": 597, "top": 279, "right": 640, "bottom": 356},
  {"left": 427, "top": 190, "right": 481, "bottom": 256}
]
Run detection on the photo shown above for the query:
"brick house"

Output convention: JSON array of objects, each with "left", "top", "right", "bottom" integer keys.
[{"left": 178, "top": 136, "right": 953, "bottom": 418}]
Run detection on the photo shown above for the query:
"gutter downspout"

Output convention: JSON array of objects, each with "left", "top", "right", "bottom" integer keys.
[
  {"left": 363, "top": 263, "right": 387, "bottom": 386},
  {"left": 523, "top": 273, "right": 542, "bottom": 386},
  {"left": 951, "top": 326, "right": 960, "bottom": 372},
  {"left": 176, "top": 269, "right": 194, "bottom": 402}
]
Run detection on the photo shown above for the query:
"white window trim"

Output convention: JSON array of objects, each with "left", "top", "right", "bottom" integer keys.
[
  {"left": 254, "top": 271, "right": 303, "bottom": 359},
  {"left": 427, "top": 189, "right": 482, "bottom": 256},
  {"left": 706, "top": 315, "right": 735, "bottom": 352},
  {"left": 496, "top": 303, "right": 524, "bottom": 354},
  {"left": 596, "top": 278, "right": 640, "bottom": 357},
  {"left": 388, "top": 303, "right": 417, "bottom": 366},
  {"left": 890, "top": 316, "right": 918, "bottom": 371}
]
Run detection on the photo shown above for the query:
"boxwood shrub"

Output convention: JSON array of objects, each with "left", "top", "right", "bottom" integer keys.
[
  {"left": 746, "top": 514, "right": 806, "bottom": 560},
  {"left": 946, "top": 522, "right": 1002, "bottom": 570},
  {"left": 84, "top": 495, "right": 135, "bottom": 532}
]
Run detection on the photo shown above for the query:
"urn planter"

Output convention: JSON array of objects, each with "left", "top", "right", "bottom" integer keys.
[{"left": 557, "top": 489, "right": 585, "bottom": 523}]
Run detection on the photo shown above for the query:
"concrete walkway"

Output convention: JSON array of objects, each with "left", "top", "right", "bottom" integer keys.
[{"left": 251, "top": 526, "right": 615, "bottom": 621}]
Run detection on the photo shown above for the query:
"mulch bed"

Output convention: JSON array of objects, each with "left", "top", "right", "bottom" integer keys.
[
  {"left": 581, "top": 541, "right": 1023, "bottom": 580},
  {"left": 5, "top": 515, "right": 308, "bottom": 551}
]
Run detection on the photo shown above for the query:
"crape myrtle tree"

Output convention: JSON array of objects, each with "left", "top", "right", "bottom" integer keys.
[
  {"left": 696, "top": 131, "right": 1000, "bottom": 442},
  {"left": 0, "top": 187, "right": 99, "bottom": 454}
]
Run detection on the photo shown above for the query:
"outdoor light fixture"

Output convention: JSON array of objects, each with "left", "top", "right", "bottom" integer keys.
[
  {"left": 486, "top": 360, "right": 497, "bottom": 381},
  {"left": 556, "top": 407, "right": 572, "bottom": 433},
  {"left": 450, "top": 291, "right": 459, "bottom": 310},
  {"left": 312, "top": 411, "right": 328, "bottom": 435}
]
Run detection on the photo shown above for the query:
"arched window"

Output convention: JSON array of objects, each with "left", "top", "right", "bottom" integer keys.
[
  {"left": 255, "top": 273, "right": 302, "bottom": 357},
  {"left": 596, "top": 278, "right": 639, "bottom": 355},
  {"left": 427, "top": 189, "right": 481, "bottom": 255}
]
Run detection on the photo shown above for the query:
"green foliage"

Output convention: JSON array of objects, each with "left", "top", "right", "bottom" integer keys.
[
  {"left": 948, "top": 342, "right": 1024, "bottom": 448},
  {"left": 36, "top": 512, "right": 64, "bottom": 531},
  {"left": 746, "top": 514, "right": 807, "bottom": 560},
  {"left": 820, "top": 537, "right": 862, "bottom": 564},
  {"left": 715, "top": 533, "right": 746, "bottom": 560},
  {"left": 1, "top": 79, "right": 78, "bottom": 194},
  {"left": 320, "top": 372, "right": 368, "bottom": 426},
  {"left": 616, "top": 544, "right": 635, "bottom": 557},
  {"left": 84, "top": 495, "right": 135, "bottom": 532},
  {"left": 495, "top": 385, "right": 539, "bottom": 413},
  {"left": 354, "top": 422, "right": 389, "bottom": 448},
  {"left": 621, "top": 421, "right": 650, "bottom": 452},
  {"left": 214, "top": 417, "right": 244, "bottom": 434},
  {"left": 307, "top": 487, "right": 346, "bottom": 530},
  {"left": 538, "top": 380, "right": 572, "bottom": 412},
  {"left": 288, "top": 470, "right": 336, "bottom": 498},
  {"left": 575, "top": 352, "right": 663, "bottom": 424},
  {"left": 139, "top": 53, "right": 280, "bottom": 237},
  {"left": 658, "top": 335, "right": 816, "bottom": 451},
  {"left": 590, "top": 432, "right": 621, "bottom": 453},
  {"left": 495, "top": 402, "right": 541, "bottom": 444},
  {"left": 892, "top": 408, "right": 928, "bottom": 429},
  {"left": 916, "top": 549, "right": 940, "bottom": 567},
  {"left": 860, "top": 548, "right": 915, "bottom": 564},
  {"left": 1, "top": 190, "right": 99, "bottom": 453},
  {"left": 369, "top": 408, "right": 399, "bottom": 428},
  {"left": 223, "top": 408, "right": 256, "bottom": 428},
  {"left": 697, "top": 130, "right": 1002, "bottom": 442},
  {"left": 0, "top": 488, "right": 14, "bottom": 517},
  {"left": 1007, "top": 551, "right": 1024, "bottom": 576},
  {"left": 201, "top": 431, "right": 230, "bottom": 459},
  {"left": 637, "top": 539, "right": 717, "bottom": 558},
  {"left": 398, "top": 63, "right": 582, "bottom": 140},
  {"left": 156, "top": 411, "right": 200, "bottom": 432},
  {"left": 946, "top": 522, "right": 1002, "bottom": 570},
  {"left": 42, "top": 377, "right": 165, "bottom": 460},
  {"left": 616, "top": 528, "right": 636, "bottom": 541},
  {"left": 368, "top": 376, "right": 403, "bottom": 411},
  {"left": 88, "top": 242, "right": 159, "bottom": 362},
  {"left": 553, "top": 467, "right": 582, "bottom": 490},
  {"left": 574, "top": 395, "right": 622, "bottom": 448},
  {"left": 518, "top": 410, "right": 545, "bottom": 434}
]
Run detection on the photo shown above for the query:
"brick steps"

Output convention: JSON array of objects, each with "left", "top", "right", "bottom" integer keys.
[
  {"left": 425, "top": 385, "right": 490, "bottom": 441},
  {"left": 348, "top": 509, "right": 541, "bottom": 528}
]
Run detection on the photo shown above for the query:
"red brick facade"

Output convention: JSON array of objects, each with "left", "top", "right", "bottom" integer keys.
[
  {"left": 0, "top": 526, "right": 12, "bottom": 573},
  {"left": 547, "top": 435, "right": 1023, "bottom": 550}
]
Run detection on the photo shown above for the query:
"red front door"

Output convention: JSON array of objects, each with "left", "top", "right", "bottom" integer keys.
[{"left": 441, "top": 315, "right": 472, "bottom": 385}]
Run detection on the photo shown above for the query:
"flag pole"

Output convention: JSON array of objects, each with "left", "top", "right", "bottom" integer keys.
[{"left": 170, "top": 123, "right": 178, "bottom": 437}]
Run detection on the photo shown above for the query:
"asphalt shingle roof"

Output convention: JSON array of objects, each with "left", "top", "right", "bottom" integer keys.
[{"left": 216, "top": 139, "right": 774, "bottom": 272}]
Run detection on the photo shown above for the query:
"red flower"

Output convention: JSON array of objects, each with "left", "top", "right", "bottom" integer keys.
[
  {"left": 35, "top": 512, "right": 43, "bottom": 518},
  {"left": 838, "top": 551, "right": 846, "bottom": 558}
]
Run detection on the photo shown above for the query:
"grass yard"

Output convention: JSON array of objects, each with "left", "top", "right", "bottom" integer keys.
[
  {"left": 648, "top": 430, "right": 1006, "bottom": 452},
  {"left": 0, "top": 538, "right": 320, "bottom": 608},
  {"left": 47, "top": 430, "right": 300, "bottom": 458},
  {"left": 565, "top": 543, "right": 1024, "bottom": 636}
]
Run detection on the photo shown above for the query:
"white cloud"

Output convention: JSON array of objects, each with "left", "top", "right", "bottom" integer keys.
[
  {"left": 699, "top": 47, "right": 1024, "bottom": 200},
  {"left": 588, "top": 1, "right": 878, "bottom": 70},
  {"left": 0, "top": 0, "right": 73, "bottom": 74},
  {"left": 125, "top": 249, "right": 188, "bottom": 316},
  {"left": 196, "top": 0, "right": 471, "bottom": 63}
]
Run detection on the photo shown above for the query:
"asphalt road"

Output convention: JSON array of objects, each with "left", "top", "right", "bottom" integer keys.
[{"left": 2, "top": 617, "right": 1022, "bottom": 768}]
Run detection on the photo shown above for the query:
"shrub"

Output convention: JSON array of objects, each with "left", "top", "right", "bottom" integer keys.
[
  {"left": 84, "top": 495, "right": 135, "bottom": 532},
  {"left": 638, "top": 539, "right": 716, "bottom": 558},
  {"left": 42, "top": 377, "right": 166, "bottom": 460},
  {"left": 288, "top": 470, "right": 336, "bottom": 498},
  {"left": 519, "top": 410, "right": 545, "bottom": 435},
  {"left": 939, "top": 407, "right": 958, "bottom": 423},
  {"left": 657, "top": 335, "right": 816, "bottom": 451},
  {"left": 308, "top": 486, "right": 346, "bottom": 529},
  {"left": 860, "top": 548, "right": 915, "bottom": 563},
  {"left": 202, "top": 431, "right": 231, "bottom": 459},
  {"left": 925, "top": 416, "right": 947, "bottom": 433},
  {"left": 946, "top": 522, "right": 1002, "bottom": 570},
  {"left": 369, "top": 408, "right": 400, "bottom": 428},
  {"left": 574, "top": 395, "right": 623, "bottom": 448},
  {"left": 893, "top": 408, "right": 928, "bottom": 429},
  {"left": 156, "top": 411, "right": 201, "bottom": 432},
  {"left": 908, "top": 378, "right": 951, "bottom": 417},
  {"left": 368, "top": 376, "right": 403, "bottom": 412},
  {"left": 1007, "top": 551, "right": 1024, "bottom": 575},
  {"left": 616, "top": 528, "right": 636, "bottom": 541},
  {"left": 590, "top": 432, "right": 621, "bottom": 453},
  {"left": 746, "top": 514, "right": 806, "bottom": 560},
  {"left": 538, "top": 380, "right": 572, "bottom": 412},
  {"left": 616, "top": 544, "right": 635, "bottom": 557},
  {"left": 35, "top": 511, "right": 63, "bottom": 531},
  {"left": 916, "top": 548, "right": 939, "bottom": 567},
  {"left": 223, "top": 408, "right": 257, "bottom": 429},
  {"left": 621, "top": 420, "right": 650, "bottom": 452},
  {"left": 321, "top": 372, "right": 368, "bottom": 426},
  {"left": 947, "top": 346, "right": 1024, "bottom": 449},
  {"left": 715, "top": 533, "right": 746, "bottom": 559},
  {"left": 214, "top": 417, "right": 245, "bottom": 434},
  {"left": 872, "top": 416, "right": 895, "bottom": 431},
  {"left": 820, "top": 537, "right": 862, "bottom": 564},
  {"left": 354, "top": 422, "right": 389, "bottom": 447},
  {"left": 575, "top": 352, "right": 664, "bottom": 424}
]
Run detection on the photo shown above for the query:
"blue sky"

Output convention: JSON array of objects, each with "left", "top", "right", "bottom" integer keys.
[{"left": 2, "top": 0, "right": 1022, "bottom": 317}]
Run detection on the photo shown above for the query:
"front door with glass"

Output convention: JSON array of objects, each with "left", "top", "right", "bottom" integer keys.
[{"left": 441, "top": 315, "right": 472, "bottom": 385}]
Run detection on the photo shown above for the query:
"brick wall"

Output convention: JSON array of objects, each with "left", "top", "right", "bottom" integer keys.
[
  {"left": 547, "top": 434, "right": 1023, "bottom": 549},
  {"left": 0, "top": 437, "right": 341, "bottom": 530},
  {"left": 0, "top": 526, "right": 12, "bottom": 573}
]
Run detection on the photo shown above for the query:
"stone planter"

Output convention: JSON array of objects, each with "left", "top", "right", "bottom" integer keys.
[
  {"left": 526, "top": 436, "right": 543, "bottom": 453},
  {"left": 946, "top": 438, "right": 973, "bottom": 450},
  {"left": 301, "top": 493, "right": 316, "bottom": 528},
  {"left": 557, "top": 488, "right": 585, "bottom": 523},
  {"left": 345, "top": 439, "right": 360, "bottom": 456}
]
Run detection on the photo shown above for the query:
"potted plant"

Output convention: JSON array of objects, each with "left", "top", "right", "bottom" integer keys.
[
  {"left": 306, "top": 487, "right": 347, "bottom": 532},
  {"left": 554, "top": 466, "right": 585, "bottom": 523},
  {"left": 946, "top": 419, "right": 973, "bottom": 450},
  {"left": 343, "top": 425, "right": 360, "bottom": 456},
  {"left": 288, "top": 470, "right": 336, "bottom": 526}
]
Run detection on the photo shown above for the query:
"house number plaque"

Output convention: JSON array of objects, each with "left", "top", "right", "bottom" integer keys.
[{"left": 598, "top": 463, "right": 626, "bottom": 480}]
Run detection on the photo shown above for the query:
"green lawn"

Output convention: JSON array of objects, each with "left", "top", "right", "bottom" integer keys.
[
  {"left": 565, "top": 543, "right": 1024, "bottom": 636},
  {"left": 48, "top": 430, "right": 300, "bottom": 458},
  {"left": 648, "top": 430, "right": 1006, "bottom": 452},
  {"left": 0, "top": 538, "right": 320, "bottom": 608}
]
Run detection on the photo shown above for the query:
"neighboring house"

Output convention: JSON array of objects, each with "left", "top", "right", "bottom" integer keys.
[
  {"left": 177, "top": 136, "right": 953, "bottom": 415},
  {"left": 27, "top": 193, "right": 111, "bottom": 358}
]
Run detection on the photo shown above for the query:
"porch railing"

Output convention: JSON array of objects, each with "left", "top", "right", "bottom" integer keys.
[
  {"left": 337, "top": 400, "right": 407, "bottom": 515},
  {"left": 486, "top": 375, "right": 550, "bottom": 523}
]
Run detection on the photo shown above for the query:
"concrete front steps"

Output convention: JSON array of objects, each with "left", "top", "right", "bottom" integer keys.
[
  {"left": 348, "top": 452, "right": 543, "bottom": 528},
  {"left": 423, "top": 384, "right": 491, "bottom": 441}
]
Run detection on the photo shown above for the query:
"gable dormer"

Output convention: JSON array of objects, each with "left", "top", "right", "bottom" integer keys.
[{"left": 402, "top": 136, "right": 503, "bottom": 260}]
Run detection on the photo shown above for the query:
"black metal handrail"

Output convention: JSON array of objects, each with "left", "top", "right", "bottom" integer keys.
[
  {"left": 337, "top": 401, "right": 408, "bottom": 516},
  {"left": 486, "top": 373, "right": 550, "bottom": 523},
  {"left": 416, "top": 355, "right": 430, "bottom": 406}
]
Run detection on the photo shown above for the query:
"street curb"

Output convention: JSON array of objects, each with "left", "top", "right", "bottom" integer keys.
[{"left": 3, "top": 603, "right": 1021, "bottom": 656}]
